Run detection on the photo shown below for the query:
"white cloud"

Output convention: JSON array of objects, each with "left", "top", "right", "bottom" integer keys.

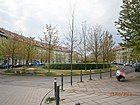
[{"left": 0, "top": 0, "right": 122, "bottom": 43}]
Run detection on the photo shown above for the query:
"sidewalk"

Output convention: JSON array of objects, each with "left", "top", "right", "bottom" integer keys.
[
  {"left": 47, "top": 72, "right": 140, "bottom": 105},
  {"left": 0, "top": 84, "right": 52, "bottom": 105}
]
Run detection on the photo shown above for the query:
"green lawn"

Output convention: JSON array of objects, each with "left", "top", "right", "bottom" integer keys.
[{"left": 3, "top": 65, "right": 117, "bottom": 76}]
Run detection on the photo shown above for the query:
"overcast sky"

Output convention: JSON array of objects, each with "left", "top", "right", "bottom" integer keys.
[{"left": 0, "top": 0, "right": 123, "bottom": 44}]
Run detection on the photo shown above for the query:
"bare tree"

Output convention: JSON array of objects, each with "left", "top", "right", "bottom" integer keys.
[
  {"left": 65, "top": 3, "right": 79, "bottom": 85},
  {"left": 23, "top": 37, "right": 37, "bottom": 66},
  {"left": 100, "top": 31, "right": 115, "bottom": 63},
  {"left": 82, "top": 22, "right": 88, "bottom": 70},
  {"left": 40, "top": 24, "right": 59, "bottom": 72},
  {"left": 87, "top": 25, "right": 102, "bottom": 63},
  {"left": 77, "top": 22, "right": 88, "bottom": 70}
]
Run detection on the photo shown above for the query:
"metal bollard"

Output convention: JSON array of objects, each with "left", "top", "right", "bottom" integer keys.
[
  {"left": 75, "top": 102, "right": 80, "bottom": 105},
  {"left": 100, "top": 69, "right": 102, "bottom": 79},
  {"left": 110, "top": 69, "right": 112, "bottom": 78},
  {"left": 61, "top": 74, "right": 63, "bottom": 91},
  {"left": 56, "top": 85, "right": 60, "bottom": 105},
  {"left": 89, "top": 69, "right": 92, "bottom": 80},
  {"left": 54, "top": 78, "right": 57, "bottom": 98},
  {"left": 80, "top": 70, "right": 83, "bottom": 82},
  {"left": 70, "top": 70, "right": 73, "bottom": 86}
]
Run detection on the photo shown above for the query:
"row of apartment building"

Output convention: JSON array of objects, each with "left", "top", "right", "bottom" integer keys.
[
  {"left": 0, "top": 28, "right": 72, "bottom": 65},
  {"left": 0, "top": 27, "right": 133, "bottom": 66}
]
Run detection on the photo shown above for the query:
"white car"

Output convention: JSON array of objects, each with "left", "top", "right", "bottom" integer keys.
[{"left": 124, "top": 63, "right": 129, "bottom": 66}]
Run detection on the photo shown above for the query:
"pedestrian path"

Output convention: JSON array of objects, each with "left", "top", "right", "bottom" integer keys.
[
  {"left": 0, "top": 84, "right": 52, "bottom": 105},
  {"left": 47, "top": 72, "right": 140, "bottom": 105}
]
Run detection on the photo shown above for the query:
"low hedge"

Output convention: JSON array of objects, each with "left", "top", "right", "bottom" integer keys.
[{"left": 47, "top": 63, "right": 110, "bottom": 70}]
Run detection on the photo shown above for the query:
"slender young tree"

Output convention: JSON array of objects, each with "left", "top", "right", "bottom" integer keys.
[
  {"left": 87, "top": 25, "right": 102, "bottom": 63},
  {"left": 77, "top": 22, "right": 88, "bottom": 70},
  {"left": 65, "top": 3, "right": 79, "bottom": 85},
  {"left": 23, "top": 37, "right": 37, "bottom": 66},
  {"left": 83, "top": 23, "right": 88, "bottom": 71},
  {"left": 41, "top": 24, "right": 59, "bottom": 72},
  {"left": 100, "top": 31, "right": 115, "bottom": 63}
]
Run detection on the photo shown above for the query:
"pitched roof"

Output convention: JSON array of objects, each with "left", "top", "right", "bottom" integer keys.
[
  {"left": 0, "top": 28, "right": 26, "bottom": 41},
  {"left": 113, "top": 44, "right": 125, "bottom": 51},
  {"left": 0, "top": 27, "right": 70, "bottom": 53}
]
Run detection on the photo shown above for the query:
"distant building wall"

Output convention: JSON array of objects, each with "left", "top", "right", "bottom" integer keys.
[
  {"left": 114, "top": 44, "right": 131, "bottom": 65},
  {"left": 0, "top": 28, "right": 72, "bottom": 65}
]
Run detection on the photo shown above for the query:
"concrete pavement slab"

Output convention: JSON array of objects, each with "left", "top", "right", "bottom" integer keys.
[
  {"left": 0, "top": 84, "right": 51, "bottom": 105},
  {"left": 46, "top": 72, "right": 140, "bottom": 105}
]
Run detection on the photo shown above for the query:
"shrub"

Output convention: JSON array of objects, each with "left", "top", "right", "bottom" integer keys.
[{"left": 48, "top": 63, "right": 110, "bottom": 70}]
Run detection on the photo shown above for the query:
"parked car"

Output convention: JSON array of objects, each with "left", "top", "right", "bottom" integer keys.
[
  {"left": 134, "top": 63, "right": 140, "bottom": 72},
  {"left": 0, "top": 63, "right": 12, "bottom": 69},
  {"left": 13, "top": 63, "right": 22, "bottom": 67},
  {"left": 125, "top": 63, "right": 129, "bottom": 66},
  {"left": 33, "top": 60, "right": 44, "bottom": 66}
]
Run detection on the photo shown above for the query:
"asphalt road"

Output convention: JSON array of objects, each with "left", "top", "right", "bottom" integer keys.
[
  {"left": 0, "top": 66, "right": 135, "bottom": 89},
  {"left": 0, "top": 66, "right": 135, "bottom": 105}
]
